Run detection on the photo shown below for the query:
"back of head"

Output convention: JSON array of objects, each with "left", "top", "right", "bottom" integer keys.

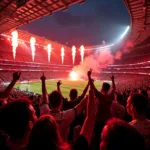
[
  {"left": 116, "top": 94, "right": 124, "bottom": 104},
  {"left": 142, "top": 90, "right": 148, "bottom": 97},
  {"left": 27, "top": 115, "right": 68, "bottom": 150},
  {"left": 0, "top": 98, "right": 33, "bottom": 140},
  {"left": 29, "top": 95, "right": 34, "bottom": 101},
  {"left": 130, "top": 93, "right": 148, "bottom": 114},
  {"left": 49, "top": 90, "right": 62, "bottom": 109},
  {"left": 102, "top": 82, "right": 110, "bottom": 92},
  {"left": 100, "top": 118, "right": 145, "bottom": 150},
  {"left": 69, "top": 89, "right": 78, "bottom": 100}
]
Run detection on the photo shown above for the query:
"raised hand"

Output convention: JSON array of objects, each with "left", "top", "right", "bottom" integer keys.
[
  {"left": 40, "top": 73, "right": 46, "bottom": 81},
  {"left": 13, "top": 72, "right": 21, "bottom": 81},
  {"left": 111, "top": 74, "right": 115, "bottom": 81},
  {"left": 87, "top": 68, "right": 92, "bottom": 77},
  {"left": 57, "top": 80, "right": 62, "bottom": 86},
  {"left": 91, "top": 78, "right": 94, "bottom": 83}
]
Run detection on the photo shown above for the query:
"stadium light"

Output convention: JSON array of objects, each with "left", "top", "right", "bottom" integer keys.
[
  {"left": 85, "top": 44, "right": 114, "bottom": 51},
  {"left": 119, "top": 26, "right": 130, "bottom": 40}
]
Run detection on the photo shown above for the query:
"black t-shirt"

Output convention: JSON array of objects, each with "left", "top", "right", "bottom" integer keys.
[
  {"left": 63, "top": 96, "right": 84, "bottom": 110},
  {"left": 72, "top": 135, "right": 89, "bottom": 150}
]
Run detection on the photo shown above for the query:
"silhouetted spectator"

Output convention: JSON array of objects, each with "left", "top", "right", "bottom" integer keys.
[
  {"left": 27, "top": 85, "right": 96, "bottom": 150},
  {"left": 127, "top": 93, "right": 150, "bottom": 149},
  {"left": 100, "top": 118, "right": 146, "bottom": 150},
  {"left": 0, "top": 98, "right": 37, "bottom": 150},
  {"left": 111, "top": 94, "right": 125, "bottom": 118}
]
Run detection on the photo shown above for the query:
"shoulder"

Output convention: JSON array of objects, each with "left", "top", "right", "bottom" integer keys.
[
  {"left": 116, "top": 103, "right": 125, "bottom": 110},
  {"left": 40, "top": 104, "right": 50, "bottom": 115},
  {"left": 62, "top": 109, "right": 76, "bottom": 123},
  {"left": 95, "top": 90, "right": 101, "bottom": 96},
  {"left": 40, "top": 103, "right": 49, "bottom": 107},
  {"left": 129, "top": 120, "right": 136, "bottom": 126},
  {"left": 63, "top": 108, "right": 76, "bottom": 116},
  {"left": 63, "top": 98, "right": 69, "bottom": 103},
  {"left": 77, "top": 96, "right": 84, "bottom": 101},
  {"left": 129, "top": 120, "right": 145, "bottom": 129},
  {"left": 95, "top": 91, "right": 105, "bottom": 100}
]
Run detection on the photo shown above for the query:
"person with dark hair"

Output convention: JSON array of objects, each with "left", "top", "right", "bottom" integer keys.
[
  {"left": 57, "top": 80, "right": 89, "bottom": 141},
  {"left": 70, "top": 89, "right": 78, "bottom": 101},
  {"left": 48, "top": 90, "right": 87, "bottom": 141},
  {"left": 126, "top": 93, "right": 150, "bottom": 149},
  {"left": 101, "top": 82, "right": 110, "bottom": 92},
  {"left": 100, "top": 118, "right": 146, "bottom": 150},
  {"left": 88, "top": 69, "right": 116, "bottom": 150},
  {"left": 57, "top": 80, "right": 89, "bottom": 110},
  {"left": 111, "top": 93, "right": 125, "bottom": 118},
  {"left": 27, "top": 115, "right": 69, "bottom": 150},
  {"left": 39, "top": 74, "right": 50, "bottom": 116},
  {"left": 27, "top": 85, "right": 96, "bottom": 150},
  {"left": 0, "top": 98, "right": 37, "bottom": 150},
  {"left": 49, "top": 90, "right": 63, "bottom": 109},
  {"left": 29, "top": 95, "right": 34, "bottom": 102},
  {"left": 41, "top": 74, "right": 88, "bottom": 141}
]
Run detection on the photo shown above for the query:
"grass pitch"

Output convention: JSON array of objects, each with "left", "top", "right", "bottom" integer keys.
[{"left": 15, "top": 80, "right": 103, "bottom": 99}]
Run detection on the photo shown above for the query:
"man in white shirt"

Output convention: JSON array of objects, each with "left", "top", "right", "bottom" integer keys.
[
  {"left": 126, "top": 93, "right": 150, "bottom": 149},
  {"left": 40, "top": 74, "right": 88, "bottom": 141},
  {"left": 111, "top": 94, "right": 125, "bottom": 118}
]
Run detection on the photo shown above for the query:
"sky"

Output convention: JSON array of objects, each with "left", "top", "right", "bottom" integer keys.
[{"left": 20, "top": 0, "right": 130, "bottom": 47}]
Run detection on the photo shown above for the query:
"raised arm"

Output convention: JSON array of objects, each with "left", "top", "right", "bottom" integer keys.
[
  {"left": 40, "top": 73, "right": 48, "bottom": 104},
  {"left": 110, "top": 75, "right": 116, "bottom": 95},
  {"left": 80, "top": 86, "right": 96, "bottom": 145},
  {"left": 74, "top": 69, "right": 99, "bottom": 116},
  {"left": 74, "top": 96, "right": 88, "bottom": 116},
  {"left": 87, "top": 69, "right": 99, "bottom": 95},
  {"left": 0, "top": 72, "right": 21, "bottom": 99},
  {"left": 57, "top": 80, "right": 64, "bottom": 97},
  {"left": 80, "top": 82, "right": 90, "bottom": 98}
]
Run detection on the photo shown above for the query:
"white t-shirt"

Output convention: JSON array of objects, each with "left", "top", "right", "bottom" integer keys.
[
  {"left": 40, "top": 104, "right": 50, "bottom": 115},
  {"left": 40, "top": 104, "right": 76, "bottom": 140},
  {"left": 111, "top": 101, "right": 125, "bottom": 118},
  {"left": 50, "top": 108, "right": 76, "bottom": 141},
  {"left": 129, "top": 119, "right": 150, "bottom": 149}
]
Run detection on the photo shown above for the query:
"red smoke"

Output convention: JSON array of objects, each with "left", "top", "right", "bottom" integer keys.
[{"left": 72, "top": 40, "right": 134, "bottom": 78}]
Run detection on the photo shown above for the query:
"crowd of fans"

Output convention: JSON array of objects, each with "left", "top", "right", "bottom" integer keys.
[{"left": 0, "top": 70, "right": 150, "bottom": 150}]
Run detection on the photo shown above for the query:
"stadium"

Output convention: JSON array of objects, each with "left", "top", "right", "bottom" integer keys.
[
  {"left": 0, "top": 1, "right": 150, "bottom": 97},
  {"left": 0, "top": 0, "right": 150, "bottom": 150}
]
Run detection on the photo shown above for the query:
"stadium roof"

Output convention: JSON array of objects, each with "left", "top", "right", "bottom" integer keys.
[
  {"left": 0, "top": 0, "right": 85, "bottom": 34},
  {"left": 0, "top": 0, "right": 150, "bottom": 47},
  {"left": 2, "top": 29, "right": 70, "bottom": 49},
  {"left": 124, "top": 0, "right": 150, "bottom": 46}
]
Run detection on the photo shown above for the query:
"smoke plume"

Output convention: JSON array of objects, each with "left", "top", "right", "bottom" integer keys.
[
  {"left": 72, "top": 45, "right": 114, "bottom": 78},
  {"left": 72, "top": 40, "right": 134, "bottom": 78},
  {"left": 115, "top": 51, "right": 122, "bottom": 60}
]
